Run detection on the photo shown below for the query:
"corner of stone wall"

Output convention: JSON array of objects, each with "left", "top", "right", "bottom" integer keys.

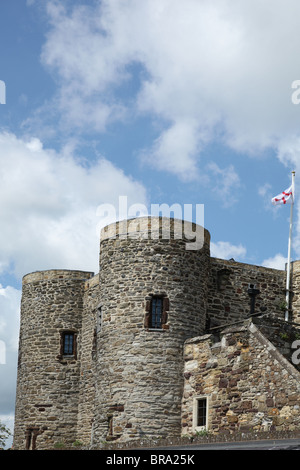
[
  {"left": 182, "top": 318, "right": 300, "bottom": 436},
  {"left": 249, "top": 321, "right": 300, "bottom": 380}
]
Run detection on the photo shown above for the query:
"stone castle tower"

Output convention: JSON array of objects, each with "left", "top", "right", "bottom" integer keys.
[{"left": 13, "top": 216, "right": 300, "bottom": 449}]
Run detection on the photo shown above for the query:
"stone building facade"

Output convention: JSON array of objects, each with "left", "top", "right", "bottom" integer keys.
[
  {"left": 13, "top": 216, "right": 300, "bottom": 449},
  {"left": 182, "top": 320, "right": 300, "bottom": 435}
]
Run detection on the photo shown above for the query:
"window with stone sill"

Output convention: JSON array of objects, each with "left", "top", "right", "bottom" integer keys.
[
  {"left": 193, "top": 396, "right": 208, "bottom": 433},
  {"left": 144, "top": 294, "right": 169, "bottom": 330},
  {"left": 60, "top": 331, "right": 77, "bottom": 359}
]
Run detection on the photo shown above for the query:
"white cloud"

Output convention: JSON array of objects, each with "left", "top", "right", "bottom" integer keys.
[
  {"left": 0, "top": 285, "right": 20, "bottom": 433},
  {"left": 0, "top": 285, "right": 20, "bottom": 352},
  {"left": 211, "top": 240, "right": 247, "bottom": 261},
  {"left": 258, "top": 182, "right": 272, "bottom": 201},
  {"left": 36, "top": 0, "right": 300, "bottom": 181},
  {"left": 0, "top": 131, "right": 147, "bottom": 278},
  {"left": 258, "top": 182, "right": 283, "bottom": 213},
  {"left": 261, "top": 253, "right": 287, "bottom": 270},
  {"left": 206, "top": 162, "right": 241, "bottom": 207},
  {"left": 140, "top": 119, "right": 201, "bottom": 181}
]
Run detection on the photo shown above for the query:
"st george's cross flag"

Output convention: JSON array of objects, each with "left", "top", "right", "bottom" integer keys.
[
  {"left": 271, "top": 185, "right": 293, "bottom": 205},
  {"left": 271, "top": 172, "right": 295, "bottom": 321}
]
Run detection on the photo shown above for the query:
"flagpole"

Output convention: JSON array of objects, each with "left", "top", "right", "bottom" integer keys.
[{"left": 285, "top": 170, "right": 295, "bottom": 321}]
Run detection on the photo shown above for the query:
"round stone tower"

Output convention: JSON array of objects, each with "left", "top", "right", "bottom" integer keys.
[
  {"left": 13, "top": 269, "right": 94, "bottom": 450},
  {"left": 92, "top": 216, "right": 210, "bottom": 444}
]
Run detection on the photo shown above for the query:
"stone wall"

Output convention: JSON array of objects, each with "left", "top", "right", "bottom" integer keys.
[
  {"left": 77, "top": 274, "right": 100, "bottom": 445},
  {"left": 251, "top": 316, "right": 300, "bottom": 370},
  {"left": 207, "top": 258, "right": 286, "bottom": 326},
  {"left": 181, "top": 320, "right": 300, "bottom": 436},
  {"left": 13, "top": 217, "right": 300, "bottom": 449}
]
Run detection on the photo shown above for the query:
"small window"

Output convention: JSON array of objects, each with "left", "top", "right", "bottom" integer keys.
[
  {"left": 193, "top": 397, "right": 208, "bottom": 432},
  {"left": 144, "top": 294, "right": 169, "bottom": 330},
  {"left": 151, "top": 296, "right": 163, "bottom": 329},
  {"left": 25, "top": 427, "right": 40, "bottom": 450},
  {"left": 96, "top": 306, "right": 103, "bottom": 334},
  {"left": 63, "top": 333, "right": 74, "bottom": 355},
  {"left": 92, "top": 306, "right": 103, "bottom": 359},
  {"left": 61, "top": 331, "right": 76, "bottom": 357}
]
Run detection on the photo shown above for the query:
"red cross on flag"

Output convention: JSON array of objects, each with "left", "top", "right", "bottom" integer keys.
[{"left": 271, "top": 185, "right": 293, "bottom": 205}]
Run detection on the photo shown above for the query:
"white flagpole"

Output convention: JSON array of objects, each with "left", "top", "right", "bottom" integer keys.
[{"left": 285, "top": 170, "right": 295, "bottom": 321}]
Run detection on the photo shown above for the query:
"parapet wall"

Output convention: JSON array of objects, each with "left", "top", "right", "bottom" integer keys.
[
  {"left": 100, "top": 216, "right": 208, "bottom": 253},
  {"left": 22, "top": 269, "right": 94, "bottom": 284},
  {"left": 207, "top": 258, "right": 286, "bottom": 325}
]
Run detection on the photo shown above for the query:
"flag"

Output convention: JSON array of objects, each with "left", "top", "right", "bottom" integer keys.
[
  {"left": 271, "top": 172, "right": 295, "bottom": 322},
  {"left": 271, "top": 185, "right": 293, "bottom": 205}
]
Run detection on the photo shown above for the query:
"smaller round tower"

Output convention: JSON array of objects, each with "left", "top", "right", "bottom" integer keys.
[{"left": 13, "top": 269, "right": 94, "bottom": 450}]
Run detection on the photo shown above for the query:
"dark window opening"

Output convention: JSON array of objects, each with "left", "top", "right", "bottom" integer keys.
[
  {"left": 60, "top": 331, "right": 76, "bottom": 357},
  {"left": 106, "top": 414, "right": 120, "bottom": 441},
  {"left": 63, "top": 333, "right": 74, "bottom": 355},
  {"left": 25, "top": 427, "right": 40, "bottom": 450},
  {"left": 196, "top": 398, "right": 207, "bottom": 428},
  {"left": 144, "top": 295, "right": 169, "bottom": 330},
  {"left": 92, "top": 306, "right": 103, "bottom": 359},
  {"left": 108, "top": 415, "right": 113, "bottom": 437},
  {"left": 96, "top": 306, "right": 103, "bottom": 334},
  {"left": 151, "top": 296, "right": 163, "bottom": 329}
]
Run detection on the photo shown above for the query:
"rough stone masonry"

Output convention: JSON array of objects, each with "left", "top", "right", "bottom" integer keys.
[{"left": 13, "top": 216, "right": 300, "bottom": 449}]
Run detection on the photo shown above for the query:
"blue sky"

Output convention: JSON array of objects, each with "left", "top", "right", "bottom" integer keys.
[{"left": 1, "top": 0, "right": 300, "bottom": 444}]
